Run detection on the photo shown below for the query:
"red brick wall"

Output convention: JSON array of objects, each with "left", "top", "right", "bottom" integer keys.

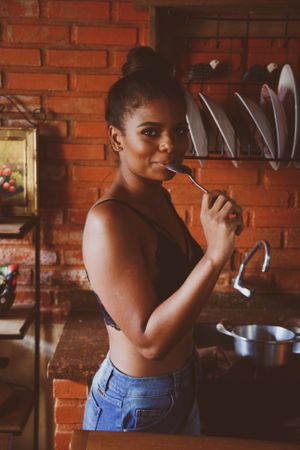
[
  {"left": 53, "top": 379, "right": 88, "bottom": 450},
  {"left": 0, "top": 1, "right": 300, "bottom": 321},
  {"left": 0, "top": 0, "right": 149, "bottom": 319}
]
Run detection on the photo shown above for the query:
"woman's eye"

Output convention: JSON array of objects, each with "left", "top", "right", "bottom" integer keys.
[
  {"left": 142, "top": 128, "right": 160, "bottom": 137},
  {"left": 176, "top": 126, "right": 189, "bottom": 136}
]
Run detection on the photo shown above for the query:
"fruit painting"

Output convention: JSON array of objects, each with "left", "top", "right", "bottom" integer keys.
[
  {"left": 0, "top": 128, "right": 37, "bottom": 216},
  {"left": 0, "top": 137, "right": 27, "bottom": 206},
  {"left": 0, "top": 161, "right": 24, "bottom": 195}
]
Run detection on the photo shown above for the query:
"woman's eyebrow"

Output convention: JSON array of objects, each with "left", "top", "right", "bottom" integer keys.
[
  {"left": 137, "top": 120, "right": 188, "bottom": 128},
  {"left": 137, "top": 121, "right": 163, "bottom": 128}
]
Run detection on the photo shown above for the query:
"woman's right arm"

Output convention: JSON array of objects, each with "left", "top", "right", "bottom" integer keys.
[{"left": 139, "top": 191, "right": 243, "bottom": 359}]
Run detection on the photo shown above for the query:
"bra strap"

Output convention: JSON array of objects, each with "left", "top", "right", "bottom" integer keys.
[
  {"left": 93, "top": 197, "right": 189, "bottom": 255},
  {"left": 93, "top": 198, "right": 161, "bottom": 231}
]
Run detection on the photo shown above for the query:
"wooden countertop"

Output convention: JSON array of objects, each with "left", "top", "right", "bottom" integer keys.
[{"left": 70, "top": 430, "right": 300, "bottom": 450}]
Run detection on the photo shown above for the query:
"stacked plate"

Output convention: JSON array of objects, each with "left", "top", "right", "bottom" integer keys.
[
  {"left": 277, "top": 64, "right": 300, "bottom": 167},
  {"left": 184, "top": 91, "right": 208, "bottom": 166},
  {"left": 235, "top": 64, "right": 299, "bottom": 169},
  {"left": 183, "top": 64, "right": 299, "bottom": 168},
  {"left": 235, "top": 91, "right": 279, "bottom": 170},
  {"left": 199, "top": 93, "right": 240, "bottom": 168}
]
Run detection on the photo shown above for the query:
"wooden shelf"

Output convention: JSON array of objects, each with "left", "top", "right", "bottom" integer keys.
[
  {"left": 0, "top": 214, "right": 40, "bottom": 450},
  {"left": 0, "top": 385, "right": 33, "bottom": 435},
  {"left": 0, "top": 216, "right": 38, "bottom": 239},
  {"left": 0, "top": 304, "right": 35, "bottom": 340}
]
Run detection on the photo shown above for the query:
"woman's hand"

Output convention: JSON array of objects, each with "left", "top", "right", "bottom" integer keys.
[{"left": 200, "top": 191, "right": 243, "bottom": 267}]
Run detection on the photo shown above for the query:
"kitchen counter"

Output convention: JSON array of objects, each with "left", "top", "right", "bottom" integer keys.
[
  {"left": 47, "top": 297, "right": 108, "bottom": 381},
  {"left": 48, "top": 290, "right": 300, "bottom": 382},
  {"left": 48, "top": 290, "right": 300, "bottom": 446}
]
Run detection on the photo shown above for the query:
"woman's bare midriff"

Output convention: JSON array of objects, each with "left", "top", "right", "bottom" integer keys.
[{"left": 108, "top": 326, "right": 194, "bottom": 377}]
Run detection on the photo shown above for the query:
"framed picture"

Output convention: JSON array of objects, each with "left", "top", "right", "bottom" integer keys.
[{"left": 0, "top": 128, "right": 38, "bottom": 216}]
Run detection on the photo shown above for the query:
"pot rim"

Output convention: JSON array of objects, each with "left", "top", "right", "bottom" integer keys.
[{"left": 232, "top": 324, "right": 298, "bottom": 345}]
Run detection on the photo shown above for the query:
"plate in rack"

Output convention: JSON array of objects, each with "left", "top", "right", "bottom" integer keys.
[
  {"left": 199, "top": 93, "right": 239, "bottom": 167},
  {"left": 235, "top": 92, "right": 278, "bottom": 170},
  {"left": 260, "top": 83, "right": 288, "bottom": 167},
  {"left": 184, "top": 91, "right": 208, "bottom": 166},
  {"left": 277, "top": 64, "right": 300, "bottom": 167}
]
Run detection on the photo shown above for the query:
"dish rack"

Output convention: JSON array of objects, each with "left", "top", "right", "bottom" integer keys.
[
  {"left": 184, "top": 64, "right": 300, "bottom": 168},
  {"left": 154, "top": 10, "right": 300, "bottom": 168}
]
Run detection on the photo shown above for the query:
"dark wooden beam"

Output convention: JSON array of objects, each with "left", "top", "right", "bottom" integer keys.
[{"left": 133, "top": 0, "right": 300, "bottom": 15}]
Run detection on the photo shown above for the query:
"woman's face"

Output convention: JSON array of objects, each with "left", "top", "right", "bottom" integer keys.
[{"left": 111, "top": 97, "right": 189, "bottom": 183}]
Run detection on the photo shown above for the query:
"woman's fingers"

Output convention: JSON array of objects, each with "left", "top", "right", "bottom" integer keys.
[
  {"left": 216, "top": 198, "right": 244, "bottom": 236},
  {"left": 201, "top": 191, "right": 244, "bottom": 237},
  {"left": 209, "top": 191, "right": 228, "bottom": 212},
  {"left": 218, "top": 199, "right": 237, "bottom": 219},
  {"left": 201, "top": 192, "right": 211, "bottom": 211},
  {"left": 206, "top": 191, "right": 242, "bottom": 217},
  {"left": 209, "top": 194, "right": 243, "bottom": 222}
]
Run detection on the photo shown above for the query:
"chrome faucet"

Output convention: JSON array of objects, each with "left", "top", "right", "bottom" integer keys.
[{"left": 232, "top": 240, "right": 270, "bottom": 298}]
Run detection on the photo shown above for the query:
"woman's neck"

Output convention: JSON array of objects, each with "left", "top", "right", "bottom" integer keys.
[{"left": 114, "top": 170, "right": 165, "bottom": 206}]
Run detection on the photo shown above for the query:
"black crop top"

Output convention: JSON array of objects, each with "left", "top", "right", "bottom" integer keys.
[{"left": 89, "top": 197, "right": 204, "bottom": 330}]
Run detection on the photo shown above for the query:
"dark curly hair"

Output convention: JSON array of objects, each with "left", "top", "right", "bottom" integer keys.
[{"left": 105, "top": 46, "right": 186, "bottom": 132}]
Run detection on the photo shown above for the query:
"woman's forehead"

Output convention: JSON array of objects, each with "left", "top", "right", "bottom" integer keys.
[{"left": 125, "top": 98, "right": 186, "bottom": 125}]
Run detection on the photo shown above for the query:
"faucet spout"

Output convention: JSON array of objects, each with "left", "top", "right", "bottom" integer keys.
[{"left": 232, "top": 240, "right": 270, "bottom": 298}]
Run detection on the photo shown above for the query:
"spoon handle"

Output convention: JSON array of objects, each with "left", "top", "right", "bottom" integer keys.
[{"left": 188, "top": 175, "right": 209, "bottom": 193}]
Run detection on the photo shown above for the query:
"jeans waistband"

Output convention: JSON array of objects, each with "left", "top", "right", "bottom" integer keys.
[{"left": 94, "top": 352, "right": 197, "bottom": 397}]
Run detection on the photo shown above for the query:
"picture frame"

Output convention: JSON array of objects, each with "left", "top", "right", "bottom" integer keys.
[{"left": 0, "top": 128, "right": 38, "bottom": 216}]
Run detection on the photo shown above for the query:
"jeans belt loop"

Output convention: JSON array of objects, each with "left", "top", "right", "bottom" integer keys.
[{"left": 101, "top": 359, "right": 114, "bottom": 392}]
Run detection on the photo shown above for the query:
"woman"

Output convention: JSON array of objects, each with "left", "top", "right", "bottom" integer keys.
[{"left": 82, "top": 46, "right": 243, "bottom": 434}]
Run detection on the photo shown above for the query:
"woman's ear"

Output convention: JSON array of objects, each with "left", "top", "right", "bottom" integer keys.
[{"left": 108, "top": 125, "right": 124, "bottom": 153}]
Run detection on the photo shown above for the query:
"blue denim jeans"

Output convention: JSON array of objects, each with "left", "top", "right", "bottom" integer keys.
[{"left": 83, "top": 352, "right": 201, "bottom": 435}]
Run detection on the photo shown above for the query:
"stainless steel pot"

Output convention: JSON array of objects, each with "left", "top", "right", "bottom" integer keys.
[
  {"left": 283, "top": 319, "right": 300, "bottom": 354},
  {"left": 216, "top": 321, "right": 300, "bottom": 367}
]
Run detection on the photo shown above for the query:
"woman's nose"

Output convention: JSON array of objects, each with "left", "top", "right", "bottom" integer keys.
[{"left": 159, "top": 134, "right": 174, "bottom": 153}]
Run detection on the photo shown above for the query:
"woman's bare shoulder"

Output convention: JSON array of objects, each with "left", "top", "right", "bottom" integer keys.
[
  {"left": 83, "top": 195, "right": 152, "bottom": 259},
  {"left": 87, "top": 198, "right": 123, "bottom": 220},
  {"left": 84, "top": 198, "right": 134, "bottom": 238}
]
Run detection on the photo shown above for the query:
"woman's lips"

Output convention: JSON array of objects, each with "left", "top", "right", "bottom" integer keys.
[{"left": 154, "top": 161, "right": 170, "bottom": 167}]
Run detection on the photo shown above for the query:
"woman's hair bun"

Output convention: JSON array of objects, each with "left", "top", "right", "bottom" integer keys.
[
  {"left": 122, "top": 46, "right": 171, "bottom": 77},
  {"left": 106, "top": 46, "right": 185, "bottom": 130}
]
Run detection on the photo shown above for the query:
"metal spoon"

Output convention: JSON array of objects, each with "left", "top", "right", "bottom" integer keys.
[
  {"left": 166, "top": 163, "right": 209, "bottom": 193},
  {"left": 166, "top": 164, "right": 243, "bottom": 236}
]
